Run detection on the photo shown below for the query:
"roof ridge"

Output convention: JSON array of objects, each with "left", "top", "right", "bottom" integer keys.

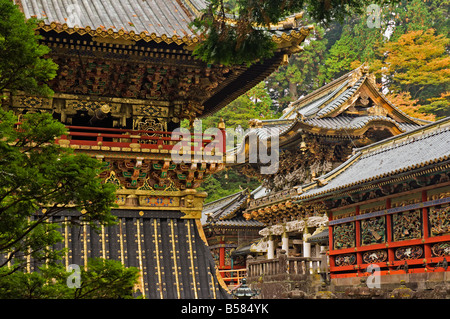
[
  {"left": 203, "top": 189, "right": 247, "bottom": 208},
  {"left": 287, "top": 65, "right": 364, "bottom": 111},
  {"left": 316, "top": 75, "right": 366, "bottom": 118},
  {"left": 365, "top": 126, "right": 450, "bottom": 157},
  {"left": 355, "top": 117, "right": 450, "bottom": 155}
]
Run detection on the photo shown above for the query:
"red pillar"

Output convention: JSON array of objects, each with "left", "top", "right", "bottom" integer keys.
[
  {"left": 386, "top": 198, "right": 395, "bottom": 269},
  {"left": 355, "top": 206, "right": 362, "bottom": 274},
  {"left": 219, "top": 242, "right": 225, "bottom": 268},
  {"left": 328, "top": 212, "right": 335, "bottom": 271},
  {"left": 422, "top": 190, "right": 432, "bottom": 260}
]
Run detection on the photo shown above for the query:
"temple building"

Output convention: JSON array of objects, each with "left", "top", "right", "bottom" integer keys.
[
  {"left": 201, "top": 187, "right": 266, "bottom": 287},
  {"left": 3, "top": 0, "right": 313, "bottom": 298},
  {"left": 231, "top": 63, "right": 429, "bottom": 193},
  {"left": 229, "top": 64, "right": 450, "bottom": 295},
  {"left": 243, "top": 116, "right": 450, "bottom": 297},
  {"left": 293, "top": 116, "right": 450, "bottom": 290},
  {"left": 233, "top": 64, "right": 429, "bottom": 257},
  {"left": 209, "top": 64, "right": 449, "bottom": 296}
]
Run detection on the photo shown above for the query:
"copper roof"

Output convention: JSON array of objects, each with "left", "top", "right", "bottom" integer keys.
[
  {"left": 295, "top": 117, "right": 450, "bottom": 200},
  {"left": 18, "top": 0, "right": 203, "bottom": 45},
  {"left": 17, "top": 0, "right": 312, "bottom": 48},
  {"left": 228, "top": 64, "right": 428, "bottom": 162},
  {"left": 202, "top": 189, "right": 265, "bottom": 228}
]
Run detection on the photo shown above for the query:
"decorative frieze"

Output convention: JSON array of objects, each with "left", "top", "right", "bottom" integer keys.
[
  {"left": 362, "top": 250, "right": 388, "bottom": 264},
  {"left": 391, "top": 193, "right": 421, "bottom": 208},
  {"left": 395, "top": 245, "right": 423, "bottom": 260},
  {"left": 360, "top": 201, "right": 384, "bottom": 215},
  {"left": 11, "top": 94, "right": 52, "bottom": 111},
  {"left": 258, "top": 215, "right": 328, "bottom": 237}
]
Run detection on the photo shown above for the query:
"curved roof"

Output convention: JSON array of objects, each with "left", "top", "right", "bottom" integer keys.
[
  {"left": 295, "top": 117, "right": 450, "bottom": 200},
  {"left": 202, "top": 189, "right": 265, "bottom": 228},
  {"left": 228, "top": 64, "right": 429, "bottom": 164},
  {"left": 282, "top": 64, "right": 429, "bottom": 125},
  {"left": 18, "top": 0, "right": 203, "bottom": 45},
  {"left": 17, "top": 0, "right": 312, "bottom": 48}
]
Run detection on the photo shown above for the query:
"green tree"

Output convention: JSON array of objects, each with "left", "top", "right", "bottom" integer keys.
[
  {"left": 375, "top": 29, "right": 450, "bottom": 117},
  {"left": 0, "top": 0, "right": 57, "bottom": 96},
  {"left": 323, "top": 15, "right": 385, "bottom": 81},
  {"left": 199, "top": 169, "right": 260, "bottom": 203},
  {"left": 0, "top": 110, "right": 118, "bottom": 275},
  {"left": 389, "top": 0, "right": 449, "bottom": 40},
  {"left": 266, "top": 25, "right": 329, "bottom": 108},
  {"left": 192, "top": 0, "right": 395, "bottom": 66},
  {"left": 0, "top": 258, "right": 140, "bottom": 299},
  {"left": 201, "top": 81, "right": 275, "bottom": 131},
  {"left": 268, "top": 0, "right": 449, "bottom": 118},
  {"left": 198, "top": 82, "right": 274, "bottom": 202}
]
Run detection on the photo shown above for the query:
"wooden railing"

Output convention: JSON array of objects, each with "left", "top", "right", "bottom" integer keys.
[
  {"left": 247, "top": 255, "right": 324, "bottom": 278},
  {"left": 219, "top": 268, "right": 247, "bottom": 288},
  {"left": 53, "top": 125, "right": 226, "bottom": 153}
]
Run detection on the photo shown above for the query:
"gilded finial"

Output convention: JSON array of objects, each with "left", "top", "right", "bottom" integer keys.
[{"left": 218, "top": 117, "right": 225, "bottom": 130}]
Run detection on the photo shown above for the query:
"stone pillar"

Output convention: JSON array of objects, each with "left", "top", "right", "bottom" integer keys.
[
  {"left": 320, "top": 245, "right": 328, "bottom": 274},
  {"left": 267, "top": 235, "right": 275, "bottom": 259},
  {"left": 281, "top": 232, "right": 289, "bottom": 256},
  {"left": 303, "top": 238, "right": 311, "bottom": 258}
]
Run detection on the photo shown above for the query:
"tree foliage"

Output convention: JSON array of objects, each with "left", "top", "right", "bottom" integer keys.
[
  {"left": 0, "top": 0, "right": 58, "bottom": 96},
  {"left": 0, "top": 258, "right": 139, "bottom": 299},
  {"left": 201, "top": 81, "right": 276, "bottom": 130},
  {"left": 375, "top": 28, "right": 450, "bottom": 117},
  {"left": 267, "top": 25, "right": 328, "bottom": 109},
  {"left": 265, "top": 0, "right": 449, "bottom": 118},
  {"left": 191, "top": 0, "right": 395, "bottom": 66},
  {"left": 385, "top": 91, "right": 436, "bottom": 122},
  {"left": 0, "top": 110, "right": 118, "bottom": 275},
  {"left": 203, "top": 0, "right": 449, "bottom": 199},
  {"left": 199, "top": 82, "right": 274, "bottom": 202},
  {"left": 199, "top": 169, "right": 260, "bottom": 203}
]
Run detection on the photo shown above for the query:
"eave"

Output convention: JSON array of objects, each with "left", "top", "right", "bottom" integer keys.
[{"left": 294, "top": 117, "right": 450, "bottom": 202}]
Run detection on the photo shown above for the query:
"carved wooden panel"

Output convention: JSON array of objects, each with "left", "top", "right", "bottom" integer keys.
[
  {"left": 431, "top": 242, "right": 450, "bottom": 257},
  {"left": 362, "top": 250, "right": 388, "bottom": 264},
  {"left": 335, "top": 254, "right": 356, "bottom": 266},
  {"left": 361, "top": 216, "right": 386, "bottom": 246},
  {"left": 429, "top": 206, "right": 450, "bottom": 237},
  {"left": 333, "top": 222, "right": 355, "bottom": 250},
  {"left": 392, "top": 210, "right": 422, "bottom": 242},
  {"left": 394, "top": 245, "right": 423, "bottom": 260}
]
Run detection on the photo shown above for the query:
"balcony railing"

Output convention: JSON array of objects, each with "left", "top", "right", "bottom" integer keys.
[
  {"left": 218, "top": 268, "right": 247, "bottom": 289},
  {"left": 247, "top": 255, "right": 324, "bottom": 279},
  {"left": 53, "top": 125, "right": 226, "bottom": 153}
]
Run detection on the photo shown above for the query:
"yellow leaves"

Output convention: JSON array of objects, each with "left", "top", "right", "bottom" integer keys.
[
  {"left": 426, "top": 91, "right": 450, "bottom": 107},
  {"left": 378, "top": 29, "right": 450, "bottom": 86},
  {"left": 387, "top": 92, "right": 436, "bottom": 121},
  {"left": 350, "top": 60, "right": 362, "bottom": 70}
]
